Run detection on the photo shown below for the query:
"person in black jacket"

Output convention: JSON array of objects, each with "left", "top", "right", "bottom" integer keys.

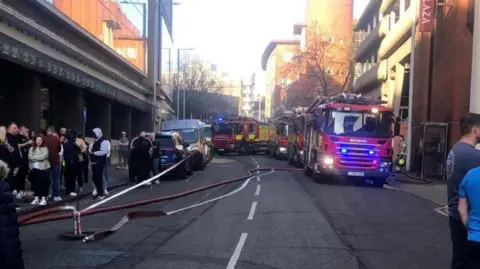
[
  {"left": 0, "top": 159, "right": 25, "bottom": 269},
  {"left": 63, "top": 130, "right": 80, "bottom": 197}
]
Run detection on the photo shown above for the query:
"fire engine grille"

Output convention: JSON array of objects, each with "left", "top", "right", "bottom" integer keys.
[
  {"left": 336, "top": 143, "right": 378, "bottom": 170},
  {"left": 214, "top": 137, "right": 229, "bottom": 148}
]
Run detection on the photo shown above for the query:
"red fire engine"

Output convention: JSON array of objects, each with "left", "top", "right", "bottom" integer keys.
[
  {"left": 211, "top": 117, "right": 261, "bottom": 155},
  {"left": 287, "top": 111, "right": 306, "bottom": 167},
  {"left": 303, "top": 94, "right": 398, "bottom": 187},
  {"left": 269, "top": 111, "right": 293, "bottom": 159}
]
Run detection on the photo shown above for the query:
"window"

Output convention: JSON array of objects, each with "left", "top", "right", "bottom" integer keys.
[
  {"left": 127, "top": 48, "right": 137, "bottom": 59},
  {"left": 116, "top": 48, "right": 126, "bottom": 57},
  {"left": 283, "top": 52, "right": 293, "bottom": 62},
  {"left": 329, "top": 37, "right": 335, "bottom": 43}
]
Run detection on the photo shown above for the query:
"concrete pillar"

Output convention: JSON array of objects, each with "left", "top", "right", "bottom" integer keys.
[
  {"left": 50, "top": 87, "right": 84, "bottom": 133},
  {"left": 125, "top": 107, "right": 132, "bottom": 139},
  {"left": 392, "top": 63, "right": 405, "bottom": 115},
  {"left": 470, "top": 0, "right": 480, "bottom": 113},
  {"left": 98, "top": 101, "right": 112, "bottom": 140},
  {"left": 15, "top": 75, "right": 42, "bottom": 131},
  {"left": 112, "top": 105, "right": 132, "bottom": 139},
  {"left": 63, "top": 89, "right": 84, "bottom": 133}
]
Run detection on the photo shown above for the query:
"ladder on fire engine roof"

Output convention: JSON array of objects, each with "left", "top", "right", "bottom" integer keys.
[{"left": 306, "top": 94, "right": 388, "bottom": 113}]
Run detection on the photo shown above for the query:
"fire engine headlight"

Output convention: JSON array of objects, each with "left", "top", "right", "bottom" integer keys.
[
  {"left": 380, "top": 162, "right": 391, "bottom": 168},
  {"left": 323, "top": 157, "right": 334, "bottom": 165},
  {"left": 279, "top": 147, "right": 287, "bottom": 152},
  {"left": 299, "top": 150, "right": 304, "bottom": 155}
]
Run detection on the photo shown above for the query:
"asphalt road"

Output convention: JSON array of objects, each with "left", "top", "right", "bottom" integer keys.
[{"left": 20, "top": 154, "right": 451, "bottom": 269}]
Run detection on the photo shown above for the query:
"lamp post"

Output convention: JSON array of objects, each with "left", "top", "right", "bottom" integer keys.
[
  {"left": 176, "top": 48, "right": 194, "bottom": 119},
  {"left": 162, "top": 48, "right": 172, "bottom": 95}
]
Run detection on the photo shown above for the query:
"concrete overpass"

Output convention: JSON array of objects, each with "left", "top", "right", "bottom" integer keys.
[{"left": 0, "top": 0, "right": 174, "bottom": 138}]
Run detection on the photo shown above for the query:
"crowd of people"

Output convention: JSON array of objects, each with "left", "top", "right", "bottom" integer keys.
[
  {"left": 0, "top": 123, "right": 118, "bottom": 205},
  {"left": 0, "top": 124, "right": 169, "bottom": 268},
  {"left": 0, "top": 123, "right": 168, "bottom": 207}
]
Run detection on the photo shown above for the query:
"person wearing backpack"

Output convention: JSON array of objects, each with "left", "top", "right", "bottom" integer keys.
[{"left": 63, "top": 130, "right": 80, "bottom": 197}]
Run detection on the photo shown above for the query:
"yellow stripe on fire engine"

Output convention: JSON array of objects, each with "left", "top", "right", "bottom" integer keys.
[{"left": 235, "top": 134, "right": 243, "bottom": 140}]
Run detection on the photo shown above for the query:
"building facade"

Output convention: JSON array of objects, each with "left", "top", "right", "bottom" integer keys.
[
  {"left": 261, "top": 40, "right": 300, "bottom": 118},
  {"left": 52, "top": 0, "right": 145, "bottom": 72},
  {"left": 354, "top": 0, "right": 474, "bottom": 170},
  {"left": 261, "top": 0, "right": 354, "bottom": 120},
  {"left": 172, "top": 89, "right": 239, "bottom": 121}
]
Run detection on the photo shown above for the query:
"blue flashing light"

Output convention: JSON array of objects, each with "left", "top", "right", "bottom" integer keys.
[
  {"left": 341, "top": 148, "right": 347, "bottom": 154},
  {"left": 218, "top": 118, "right": 223, "bottom": 121},
  {"left": 369, "top": 150, "right": 375, "bottom": 155}
]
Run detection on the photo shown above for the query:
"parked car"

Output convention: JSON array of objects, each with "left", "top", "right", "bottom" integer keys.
[
  {"left": 155, "top": 131, "right": 193, "bottom": 179},
  {"left": 161, "top": 119, "right": 208, "bottom": 171}
]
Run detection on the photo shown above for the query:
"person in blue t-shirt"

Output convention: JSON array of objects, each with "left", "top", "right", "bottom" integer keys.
[
  {"left": 446, "top": 113, "right": 480, "bottom": 269},
  {"left": 459, "top": 167, "right": 480, "bottom": 269}
]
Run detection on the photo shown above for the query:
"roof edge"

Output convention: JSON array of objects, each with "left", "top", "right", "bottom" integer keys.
[{"left": 261, "top": 40, "right": 300, "bottom": 71}]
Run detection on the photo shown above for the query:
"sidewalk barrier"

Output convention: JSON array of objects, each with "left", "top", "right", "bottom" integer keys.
[{"left": 18, "top": 158, "right": 302, "bottom": 242}]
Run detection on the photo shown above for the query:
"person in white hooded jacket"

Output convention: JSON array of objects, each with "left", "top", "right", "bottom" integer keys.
[{"left": 89, "top": 128, "right": 109, "bottom": 199}]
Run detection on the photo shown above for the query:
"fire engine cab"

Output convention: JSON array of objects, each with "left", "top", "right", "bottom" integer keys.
[
  {"left": 269, "top": 111, "right": 294, "bottom": 159},
  {"left": 303, "top": 93, "right": 399, "bottom": 187},
  {"left": 211, "top": 117, "right": 261, "bottom": 155}
]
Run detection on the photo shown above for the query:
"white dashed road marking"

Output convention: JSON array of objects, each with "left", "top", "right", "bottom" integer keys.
[
  {"left": 226, "top": 233, "right": 248, "bottom": 269},
  {"left": 247, "top": 201, "right": 257, "bottom": 220},
  {"left": 255, "top": 185, "right": 261, "bottom": 196}
]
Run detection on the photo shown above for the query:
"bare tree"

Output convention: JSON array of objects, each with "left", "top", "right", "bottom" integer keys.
[
  {"left": 173, "top": 58, "right": 225, "bottom": 93},
  {"left": 282, "top": 22, "right": 356, "bottom": 106}
]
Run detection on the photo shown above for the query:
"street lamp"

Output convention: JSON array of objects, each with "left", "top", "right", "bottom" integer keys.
[
  {"left": 162, "top": 48, "right": 173, "bottom": 96},
  {"left": 176, "top": 48, "right": 194, "bottom": 119}
]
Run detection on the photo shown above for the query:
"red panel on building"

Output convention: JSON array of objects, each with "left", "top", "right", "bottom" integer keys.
[{"left": 418, "top": 0, "right": 436, "bottom": 32}]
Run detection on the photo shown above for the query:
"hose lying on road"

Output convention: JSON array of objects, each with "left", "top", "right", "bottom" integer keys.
[
  {"left": 83, "top": 170, "right": 276, "bottom": 243},
  {"left": 19, "top": 167, "right": 301, "bottom": 227},
  {"left": 391, "top": 171, "right": 432, "bottom": 184},
  {"left": 18, "top": 151, "right": 196, "bottom": 225}
]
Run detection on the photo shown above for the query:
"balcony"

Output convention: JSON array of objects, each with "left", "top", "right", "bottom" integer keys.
[
  {"left": 378, "top": 6, "right": 414, "bottom": 60},
  {"left": 355, "top": 18, "right": 389, "bottom": 62},
  {"left": 353, "top": 61, "right": 388, "bottom": 94}
]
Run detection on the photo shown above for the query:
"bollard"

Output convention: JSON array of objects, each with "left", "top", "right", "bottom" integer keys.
[{"left": 57, "top": 205, "right": 95, "bottom": 241}]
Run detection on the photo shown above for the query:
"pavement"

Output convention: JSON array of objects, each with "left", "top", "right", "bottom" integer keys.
[
  {"left": 386, "top": 174, "right": 447, "bottom": 207},
  {"left": 19, "top": 155, "right": 451, "bottom": 269},
  {"left": 16, "top": 166, "right": 130, "bottom": 215}
]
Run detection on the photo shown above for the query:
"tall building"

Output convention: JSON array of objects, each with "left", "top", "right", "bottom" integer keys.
[
  {"left": 261, "top": 40, "right": 300, "bottom": 118},
  {"left": 354, "top": 0, "right": 474, "bottom": 172},
  {"left": 261, "top": 0, "right": 354, "bottom": 119},
  {"left": 302, "top": 0, "right": 354, "bottom": 97},
  {"left": 52, "top": 0, "right": 145, "bottom": 72}
]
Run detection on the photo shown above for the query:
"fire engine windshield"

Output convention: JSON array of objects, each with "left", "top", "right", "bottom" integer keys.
[
  {"left": 231, "top": 123, "right": 243, "bottom": 134},
  {"left": 276, "top": 123, "right": 288, "bottom": 136},
  {"left": 324, "top": 110, "right": 392, "bottom": 138},
  {"left": 213, "top": 123, "right": 233, "bottom": 135}
]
